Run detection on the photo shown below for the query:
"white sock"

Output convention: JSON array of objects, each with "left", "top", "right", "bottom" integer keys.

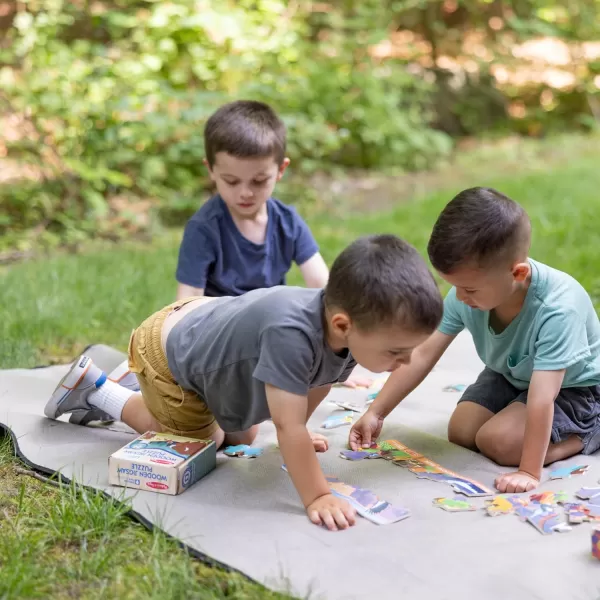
[{"left": 88, "top": 379, "right": 133, "bottom": 420}]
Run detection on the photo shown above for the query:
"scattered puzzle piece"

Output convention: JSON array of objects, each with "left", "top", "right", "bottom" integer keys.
[
  {"left": 326, "top": 476, "right": 410, "bottom": 525},
  {"left": 485, "top": 495, "right": 527, "bottom": 516},
  {"left": 549, "top": 464, "right": 589, "bottom": 480},
  {"left": 530, "top": 490, "right": 568, "bottom": 506},
  {"left": 432, "top": 497, "right": 476, "bottom": 512},
  {"left": 575, "top": 487, "right": 600, "bottom": 501},
  {"left": 224, "top": 445, "right": 263, "bottom": 458},
  {"left": 592, "top": 527, "right": 600, "bottom": 560},
  {"left": 563, "top": 502, "right": 600, "bottom": 524},
  {"left": 332, "top": 400, "right": 363, "bottom": 412},
  {"left": 517, "top": 503, "right": 566, "bottom": 535},
  {"left": 339, "top": 449, "right": 382, "bottom": 461},
  {"left": 442, "top": 384, "right": 467, "bottom": 392},
  {"left": 321, "top": 411, "right": 354, "bottom": 429}
]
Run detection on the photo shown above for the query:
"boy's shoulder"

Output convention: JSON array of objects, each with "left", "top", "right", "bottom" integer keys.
[
  {"left": 531, "top": 259, "right": 590, "bottom": 308},
  {"left": 268, "top": 197, "right": 306, "bottom": 225},
  {"left": 187, "top": 195, "right": 228, "bottom": 227}
]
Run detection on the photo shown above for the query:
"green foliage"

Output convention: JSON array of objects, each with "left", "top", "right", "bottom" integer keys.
[{"left": 0, "top": 0, "right": 451, "bottom": 252}]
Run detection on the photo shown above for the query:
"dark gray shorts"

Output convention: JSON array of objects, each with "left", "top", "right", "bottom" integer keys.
[{"left": 459, "top": 367, "right": 600, "bottom": 455}]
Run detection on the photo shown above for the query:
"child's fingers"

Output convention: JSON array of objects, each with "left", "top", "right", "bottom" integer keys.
[
  {"left": 308, "top": 509, "right": 322, "bottom": 526},
  {"left": 343, "top": 505, "right": 357, "bottom": 526},
  {"left": 321, "top": 509, "right": 337, "bottom": 531},
  {"left": 331, "top": 508, "right": 350, "bottom": 530}
]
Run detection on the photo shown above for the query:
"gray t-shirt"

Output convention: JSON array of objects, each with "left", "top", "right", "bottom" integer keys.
[{"left": 165, "top": 287, "right": 356, "bottom": 432}]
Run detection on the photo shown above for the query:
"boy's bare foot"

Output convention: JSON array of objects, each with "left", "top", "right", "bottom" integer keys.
[{"left": 310, "top": 432, "right": 329, "bottom": 452}]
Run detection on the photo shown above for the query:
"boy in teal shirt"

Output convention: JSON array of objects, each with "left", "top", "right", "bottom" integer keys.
[{"left": 350, "top": 187, "right": 600, "bottom": 494}]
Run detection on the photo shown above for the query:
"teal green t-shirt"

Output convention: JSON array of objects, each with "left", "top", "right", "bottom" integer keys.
[{"left": 438, "top": 259, "right": 600, "bottom": 390}]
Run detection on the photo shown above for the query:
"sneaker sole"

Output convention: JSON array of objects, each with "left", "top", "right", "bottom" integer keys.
[{"left": 44, "top": 356, "right": 93, "bottom": 419}]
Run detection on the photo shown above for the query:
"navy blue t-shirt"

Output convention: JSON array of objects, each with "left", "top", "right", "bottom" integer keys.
[{"left": 176, "top": 195, "right": 320, "bottom": 297}]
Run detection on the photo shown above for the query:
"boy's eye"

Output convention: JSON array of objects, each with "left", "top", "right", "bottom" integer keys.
[{"left": 252, "top": 179, "right": 269, "bottom": 186}]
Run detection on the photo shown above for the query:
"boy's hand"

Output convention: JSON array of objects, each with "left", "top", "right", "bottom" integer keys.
[
  {"left": 349, "top": 410, "right": 384, "bottom": 450},
  {"left": 306, "top": 493, "right": 356, "bottom": 531},
  {"left": 495, "top": 470, "right": 539, "bottom": 493}
]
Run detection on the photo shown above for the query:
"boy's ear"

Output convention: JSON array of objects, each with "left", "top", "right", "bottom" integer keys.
[
  {"left": 512, "top": 261, "right": 530, "bottom": 283},
  {"left": 276, "top": 157, "right": 291, "bottom": 180},
  {"left": 330, "top": 311, "right": 351, "bottom": 337},
  {"left": 203, "top": 158, "right": 216, "bottom": 180}
]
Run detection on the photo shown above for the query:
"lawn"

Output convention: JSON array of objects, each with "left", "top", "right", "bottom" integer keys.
[{"left": 1, "top": 136, "right": 600, "bottom": 598}]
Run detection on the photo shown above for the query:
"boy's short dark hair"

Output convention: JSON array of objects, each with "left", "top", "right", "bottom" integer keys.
[
  {"left": 325, "top": 235, "right": 443, "bottom": 332},
  {"left": 204, "top": 100, "right": 286, "bottom": 167},
  {"left": 427, "top": 187, "right": 531, "bottom": 274}
]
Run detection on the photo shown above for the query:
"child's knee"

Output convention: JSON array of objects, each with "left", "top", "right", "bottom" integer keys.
[
  {"left": 475, "top": 428, "right": 519, "bottom": 466},
  {"left": 447, "top": 420, "right": 477, "bottom": 450}
]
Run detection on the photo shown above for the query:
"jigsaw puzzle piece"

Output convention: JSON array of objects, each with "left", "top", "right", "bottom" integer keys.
[
  {"left": 433, "top": 497, "right": 476, "bottom": 512},
  {"left": 321, "top": 411, "right": 354, "bottom": 429},
  {"left": 575, "top": 486, "right": 600, "bottom": 500},
  {"left": 530, "top": 490, "right": 568, "bottom": 505},
  {"left": 339, "top": 449, "right": 382, "bottom": 461},
  {"left": 224, "top": 444, "right": 263, "bottom": 458},
  {"left": 549, "top": 464, "right": 589, "bottom": 479}
]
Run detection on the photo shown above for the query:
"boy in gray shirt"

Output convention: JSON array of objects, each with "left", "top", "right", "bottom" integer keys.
[{"left": 45, "top": 235, "right": 443, "bottom": 531}]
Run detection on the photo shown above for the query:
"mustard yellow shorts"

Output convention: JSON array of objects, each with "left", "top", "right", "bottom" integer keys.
[{"left": 127, "top": 297, "right": 219, "bottom": 439}]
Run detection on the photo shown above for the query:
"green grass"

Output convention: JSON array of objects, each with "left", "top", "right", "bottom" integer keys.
[
  {"left": 0, "top": 436, "right": 289, "bottom": 599},
  {"left": 2, "top": 146, "right": 600, "bottom": 369},
  {"left": 1, "top": 135, "right": 600, "bottom": 597}
]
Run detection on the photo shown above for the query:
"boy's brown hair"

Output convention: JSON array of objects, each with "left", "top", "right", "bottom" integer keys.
[
  {"left": 427, "top": 187, "right": 531, "bottom": 274},
  {"left": 204, "top": 100, "right": 286, "bottom": 167},
  {"left": 325, "top": 235, "right": 443, "bottom": 332}
]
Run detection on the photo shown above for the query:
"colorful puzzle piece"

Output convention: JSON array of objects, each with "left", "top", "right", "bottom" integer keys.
[
  {"left": 485, "top": 495, "right": 528, "bottom": 516},
  {"left": 321, "top": 411, "right": 354, "bottom": 429},
  {"left": 516, "top": 503, "right": 567, "bottom": 535},
  {"left": 432, "top": 497, "right": 476, "bottom": 512},
  {"left": 530, "top": 490, "right": 568, "bottom": 506},
  {"left": 339, "top": 449, "right": 382, "bottom": 461},
  {"left": 549, "top": 464, "right": 589, "bottom": 480},
  {"left": 332, "top": 400, "right": 363, "bottom": 413},
  {"left": 442, "top": 384, "right": 467, "bottom": 392},
  {"left": 563, "top": 502, "right": 600, "bottom": 524},
  {"left": 326, "top": 475, "right": 410, "bottom": 525},
  {"left": 344, "top": 440, "right": 493, "bottom": 497},
  {"left": 223, "top": 445, "right": 263, "bottom": 458},
  {"left": 592, "top": 527, "right": 600, "bottom": 560},
  {"left": 575, "top": 487, "right": 600, "bottom": 501}
]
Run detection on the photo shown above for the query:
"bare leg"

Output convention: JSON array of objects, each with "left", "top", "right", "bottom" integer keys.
[
  {"left": 120, "top": 393, "right": 225, "bottom": 448},
  {"left": 447, "top": 401, "right": 494, "bottom": 451},
  {"left": 224, "top": 426, "right": 259, "bottom": 447},
  {"left": 475, "top": 402, "right": 584, "bottom": 467}
]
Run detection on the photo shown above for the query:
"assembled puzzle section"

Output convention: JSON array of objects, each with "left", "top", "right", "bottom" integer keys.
[
  {"left": 340, "top": 439, "right": 493, "bottom": 497},
  {"left": 109, "top": 431, "right": 216, "bottom": 495}
]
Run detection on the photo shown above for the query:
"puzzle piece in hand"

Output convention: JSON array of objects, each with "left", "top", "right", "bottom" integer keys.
[
  {"left": 339, "top": 448, "right": 382, "bottom": 461},
  {"left": 321, "top": 411, "right": 354, "bottom": 429},
  {"left": 433, "top": 497, "right": 476, "bottom": 512},
  {"left": 549, "top": 464, "right": 589, "bottom": 480},
  {"left": 223, "top": 445, "right": 263, "bottom": 458},
  {"left": 530, "top": 490, "right": 568, "bottom": 506},
  {"left": 485, "top": 495, "right": 528, "bottom": 516},
  {"left": 326, "top": 475, "right": 410, "bottom": 525}
]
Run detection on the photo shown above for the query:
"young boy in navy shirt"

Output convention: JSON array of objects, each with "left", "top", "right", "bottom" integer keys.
[{"left": 175, "top": 100, "right": 328, "bottom": 300}]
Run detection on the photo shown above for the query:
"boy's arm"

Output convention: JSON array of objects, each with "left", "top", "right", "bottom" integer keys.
[
  {"left": 266, "top": 383, "right": 356, "bottom": 530},
  {"left": 176, "top": 283, "right": 204, "bottom": 300},
  {"left": 350, "top": 331, "right": 454, "bottom": 449},
  {"left": 298, "top": 253, "right": 329, "bottom": 288},
  {"left": 496, "top": 369, "right": 565, "bottom": 492}
]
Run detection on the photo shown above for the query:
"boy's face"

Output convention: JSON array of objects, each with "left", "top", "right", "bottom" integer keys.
[
  {"left": 331, "top": 317, "right": 431, "bottom": 373},
  {"left": 205, "top": 152, "right": 289, "bottom": 219},
  {"left": 439, "top": 261, "right": 530, "bottom": 311}
]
